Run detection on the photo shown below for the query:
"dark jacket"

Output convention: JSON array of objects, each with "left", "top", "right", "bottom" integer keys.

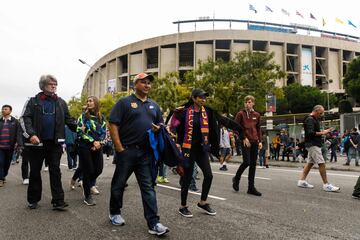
[
  {"left": 20, "top": 92, "right": 77, "bottom": 145},
  {"left": 0, "top": 116, "right": 21, "bottom": 149},
  {"left": 174, "top": 105, "right": 244, "bottom": 158}
]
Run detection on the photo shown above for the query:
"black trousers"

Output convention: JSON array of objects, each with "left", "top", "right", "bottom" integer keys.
[
  {"left": 234, "top": 143, "right": 259, "bottom": 189},
  {"left": 180, "top": 147, "right": 213, "bottom": 206},
  {"left": 78, "top": 144, "right": 103, "bottom": 198},
  {"left": 21, "top": 148, "right": 30, "bottom": 180},
  {"left": 27, "top": 141, "right": 64, "bottom": 204}
]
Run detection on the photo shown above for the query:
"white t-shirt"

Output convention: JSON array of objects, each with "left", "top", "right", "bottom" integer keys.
[{"left": 220, "top": 128, "right": 231, "bottom": 148}]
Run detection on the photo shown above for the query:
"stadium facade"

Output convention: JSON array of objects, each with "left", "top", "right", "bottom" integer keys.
[{"left": 81, "top": 19, "right": 360, "bottom": 98}]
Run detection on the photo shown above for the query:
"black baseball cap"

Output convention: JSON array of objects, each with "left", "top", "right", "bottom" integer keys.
[{"left": 191, "top": 88, "right": 209, "bottom": 97}]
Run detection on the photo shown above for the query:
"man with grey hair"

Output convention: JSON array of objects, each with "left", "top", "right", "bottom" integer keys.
[
  {"left": 297, "top": 105, "right": 340, "bottom": 192},
  {"left": 20, "top": 74, "right": 77, "bottom": 210}
]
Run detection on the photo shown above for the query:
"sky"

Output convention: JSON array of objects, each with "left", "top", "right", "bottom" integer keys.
[{"left": 1, "top": 0, "right": 359, "bottom": 117}]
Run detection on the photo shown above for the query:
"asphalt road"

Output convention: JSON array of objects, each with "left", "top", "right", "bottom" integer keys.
[{"left": 1, "top": 155, "right": 360, "bottom": 240}]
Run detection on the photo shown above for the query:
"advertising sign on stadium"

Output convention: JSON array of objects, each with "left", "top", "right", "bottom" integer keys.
[{"left": 301, "top": 48, "right": 313, "bottom": 86}]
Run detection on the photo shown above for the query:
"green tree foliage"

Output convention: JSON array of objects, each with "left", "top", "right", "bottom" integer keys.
[
  {"left": 343, "top": 56, "right": 360, "bottom": 103},
  {"left": 338, "top": 99, "right": 353, "bottom": 113},
  {"left": 149, "top": 72, "right": 191, "bottom": 115},
  {"left": 281, "top": 83, "right": 336, "bottom": 113},
  {"left": 68, "top": 93, "right": 88, "bottom": 119},
  {"left": 182, "top": 51, "right": 285, "bottom": 115}
]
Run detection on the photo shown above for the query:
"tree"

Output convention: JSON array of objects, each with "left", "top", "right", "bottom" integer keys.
[
  {"left": 343, "top": 56, "right": 360, "bottom": 103},
  {"left": 282, "top": 83, "right": 336, "bottom": 113},
  {"left": 182, "top": 51, "right": 285, "bottom": 115},
  {"left": 338, "top": 99, "right": 353, "bottom": 113},
  {"left": 68, "top": 93, "right": 88, "bottom": 119}
]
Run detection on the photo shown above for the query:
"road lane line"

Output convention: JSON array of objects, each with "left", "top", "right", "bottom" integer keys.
[
  {"left": 156, "top": 184, "right": 227, "bottom": 201},
  {"left": 212, "top": 171, "right": 272, "bottom": 180},
  {"left": 269, "top": 168, "right": 359, "bottom": 178}
]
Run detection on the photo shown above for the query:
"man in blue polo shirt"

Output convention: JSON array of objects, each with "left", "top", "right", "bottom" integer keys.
[{"left": 108, "top": 72, "right": 169, "bottom": 236}]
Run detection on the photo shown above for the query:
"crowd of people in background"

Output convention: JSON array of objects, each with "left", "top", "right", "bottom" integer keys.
[{"left": 2, "top": 73, "right": 360, "bottom": 237}]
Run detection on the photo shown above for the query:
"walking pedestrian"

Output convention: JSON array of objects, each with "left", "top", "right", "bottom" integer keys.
[
  {"left": 108, "top": 72, "right": 169, "bottom": 236},
  {"left": 232, "top": 95, "right": 262, "bottom": 196},
  {"left": 297, "top": 105, "right": 340, "bottom": 192},
  {"left": 171, "top": 88, "right": 244, "bottom": 218},
  {"left": 20, "top": 74, "right": 77, "bottom": 210},
  {"left": 76, "top": 96, "right": 106, "bottom": 206},
  {"left": 0, "top": 104, "right": 21, "bottom": 187}
]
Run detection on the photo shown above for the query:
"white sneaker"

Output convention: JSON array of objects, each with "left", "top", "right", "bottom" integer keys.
[
  {"left": 323, "top": 183, "right": 340, "bottom": 192},
  {"left": 90, "top": 186, "right": 100, "bottom": 195},
  {"left": 297, "top": 180, "right": 314, "bottom": 189},
  {"left": 23, "top": 179, "right": 29, "bottom": 185}
]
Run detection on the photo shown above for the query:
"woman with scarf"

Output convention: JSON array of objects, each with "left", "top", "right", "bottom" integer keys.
[
  {"left": 77, "top": 96, "right": 106, "bottom": 206},
  {"left": 172, "top": 88, "right": 244, "bottom": 218}
]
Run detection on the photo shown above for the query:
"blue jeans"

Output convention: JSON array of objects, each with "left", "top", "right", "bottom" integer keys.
[
  {"left": 66, "top": 144, "right": 77, "bottom": 169},
  {"left": 258, "top": 149, "right": 266, "bottom": 166},
  {"left": 109, "top": 146, "right": 159, "bottom": 228},
  {"left": 0, "top": 149, "right": 13, "bottom": 180},
  {"left": 347, "top": 147, "right": 359, "bottom": 164}
]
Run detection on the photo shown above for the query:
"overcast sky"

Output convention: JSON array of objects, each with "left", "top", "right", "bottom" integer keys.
[{"left": 1, "top": 0, "right": 359, "bottom": 116}]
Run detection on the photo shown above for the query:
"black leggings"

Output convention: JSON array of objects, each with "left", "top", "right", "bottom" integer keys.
[
  {"left": 78, "top": 145, "right": 103, "bottom": 198},
  {"left": 234, "top": 143, "right": 258, "bottom": 189},
  {"left": 180, "top": 147, "right": 213, "bottom": 206}
]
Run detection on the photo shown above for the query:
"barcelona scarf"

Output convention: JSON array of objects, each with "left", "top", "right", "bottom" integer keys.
[{"left": 182, "top": 105, "right": 209, "bottom": 167}]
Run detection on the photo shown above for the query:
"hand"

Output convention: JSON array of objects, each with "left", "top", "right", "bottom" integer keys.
[
  {"left": 115, "top": 145, "right": 125, "bottom": 153},
  {"left": 243, "top": 138, "right": 251, "bottom": 147},
  {"left": 151, "top": 123, "right": 160, "bottom": 133},
  {"left": 93, "top": 141, "right": 101, "bottom": 150},
  {"left": 258, "top": 142, "right": 262, "bottom": 149},
  {"left": 30, "top": 135, "right": 40, "bottom": 145}
]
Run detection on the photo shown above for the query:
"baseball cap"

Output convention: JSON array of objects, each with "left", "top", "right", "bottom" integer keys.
[
  {"left": 191, "top": 88, "right": 209, "bottom": 97},
  {"left": 133, "top": 72, "right": 154, "bottom": 83}
]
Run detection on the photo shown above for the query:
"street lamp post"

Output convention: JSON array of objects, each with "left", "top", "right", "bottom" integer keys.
[{"left": 79, "top": 59, "right": 108, "bottom": 97}]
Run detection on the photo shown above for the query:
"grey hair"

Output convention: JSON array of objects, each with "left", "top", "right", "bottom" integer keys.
[
  {"left": 313, "top": 105, "right": 324, "bottom": 112},
  {"left": 39, "top": 74, "right": 57, "bottom": 91}
]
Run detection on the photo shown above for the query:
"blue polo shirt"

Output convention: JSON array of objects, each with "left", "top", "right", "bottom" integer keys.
[{"left": 109, "top": 94, "right": 163, "bottom": 146}]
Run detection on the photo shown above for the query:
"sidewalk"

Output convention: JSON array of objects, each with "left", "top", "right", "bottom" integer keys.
[{"left": 227, "top": 154, "right": 360, "bottom": 173}]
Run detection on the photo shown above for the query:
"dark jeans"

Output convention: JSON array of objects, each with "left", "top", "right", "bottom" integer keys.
[
  {"left": 353, "top": 176, "right": 360, "bottom": 195},
  {"left": 234, "top": 143, "right": 259, "bottom": 189},
  {"left": 0, "top": 148, "right": 13, "bottom": 180},
  {"left": 180, "top": 147, "right": 213, "bottom": 206},
  {"left": 66, "top": 144, "right": 77, "bottom": 169},
  {"left": 78, "top": 144, "right": 103, "bottom": 198},
  {"left": 27, "top": 141, "right": 64, "bottom": 204},
  {"left": 274, "top": 146, "right": 280, "bottom": 160},
  {"left": 330, "top": 149, "right": 337, "bottom": 162},
  {"left": 21, "top": 148, "right": 30, "bottom": 180},
  {"left": 109, "top": 146, "right": 159, "bottom": 228}
]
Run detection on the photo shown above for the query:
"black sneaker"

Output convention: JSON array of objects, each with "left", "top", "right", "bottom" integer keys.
[
  {"left": 84, "top": 197, "right": 96, "bottom": 206},
  {"left": 197, "top": 203, "right": 216, "bottom": 216},
  {"left": 247, "top": 188, "right": 262, "bottom": 196},
  {"left": 28, "top": 202, "right": 38, "bottom": 209},
  {"left": 179, "top": 207, "right": 193, "bottom": 218},
  {"left": 352, "top": 194, "right": 360, "bottom": 199},
  {"left": 232, "top": 177, "right": 239, "bottom": 192},
  {"left": 52, "top": 202, "right": 69, "bottom": 211}
]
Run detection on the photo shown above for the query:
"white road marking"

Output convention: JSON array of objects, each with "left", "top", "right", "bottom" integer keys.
[
  {"left": 156, "top": 184, "right": 227, "bottom": 201},
  {"left": 269, "top": 168, "right": 359, "bottom": 178},
  {"left": 212, "top": 171, "right": 272, "bottom": 180}
]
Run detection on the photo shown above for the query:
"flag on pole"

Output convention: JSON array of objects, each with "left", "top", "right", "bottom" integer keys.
[
  {"left": 335, "top": 17, "right": 344, "bottom": 24},
  {"left": 322, "top": 18, "right": 326, "bottom": 26},
  {"left": 296, "top": 11, "right": 304, "bottom": 18},
  {"left": 310, "top": 13, "right": 316, "bottom": 20},
  {"left": 348, "top": 20, "right": 357, "bottom": 28},
  {"left": 249, "top": 4, "right": 257, "bottom": 13},
  {"left": 281, "top": 8, "right": 290, "bottom": 16},
  {"left": 265, "top": 5, "right": 273, "bottom": 12}
]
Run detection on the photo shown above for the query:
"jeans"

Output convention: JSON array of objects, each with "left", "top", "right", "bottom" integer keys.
[
  {"left": 0, "top": 148, "right": 13, "bottom": 180},
  {"left": 347, "top": 147, "right": 359, "bottom": 165},
  {"left": 234, "top": 143, "right": 259, "bottom": 189},
  {"left": 258, "top": 149, "right": 265, "bottom": 166},
  {"left": 78, "top": 144, "right": 103, "bottom": 198},
  {"left": 189, "top": 163, "right": 198, "bottom": 189},
  {"left": 27, "top": 141, "right": 64, "bottom": 204},
  {"left": 158, "top": 161, "right": 168, "bottom": 178},
  {"left": 180, "top": 147, "right": 213, "bottom": 206},
  {"left": 109, "top": 146, "right": 159, "bottom": 228},
  {"left": 66, "top": 144, "right": 77, "bottom": 169}
]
